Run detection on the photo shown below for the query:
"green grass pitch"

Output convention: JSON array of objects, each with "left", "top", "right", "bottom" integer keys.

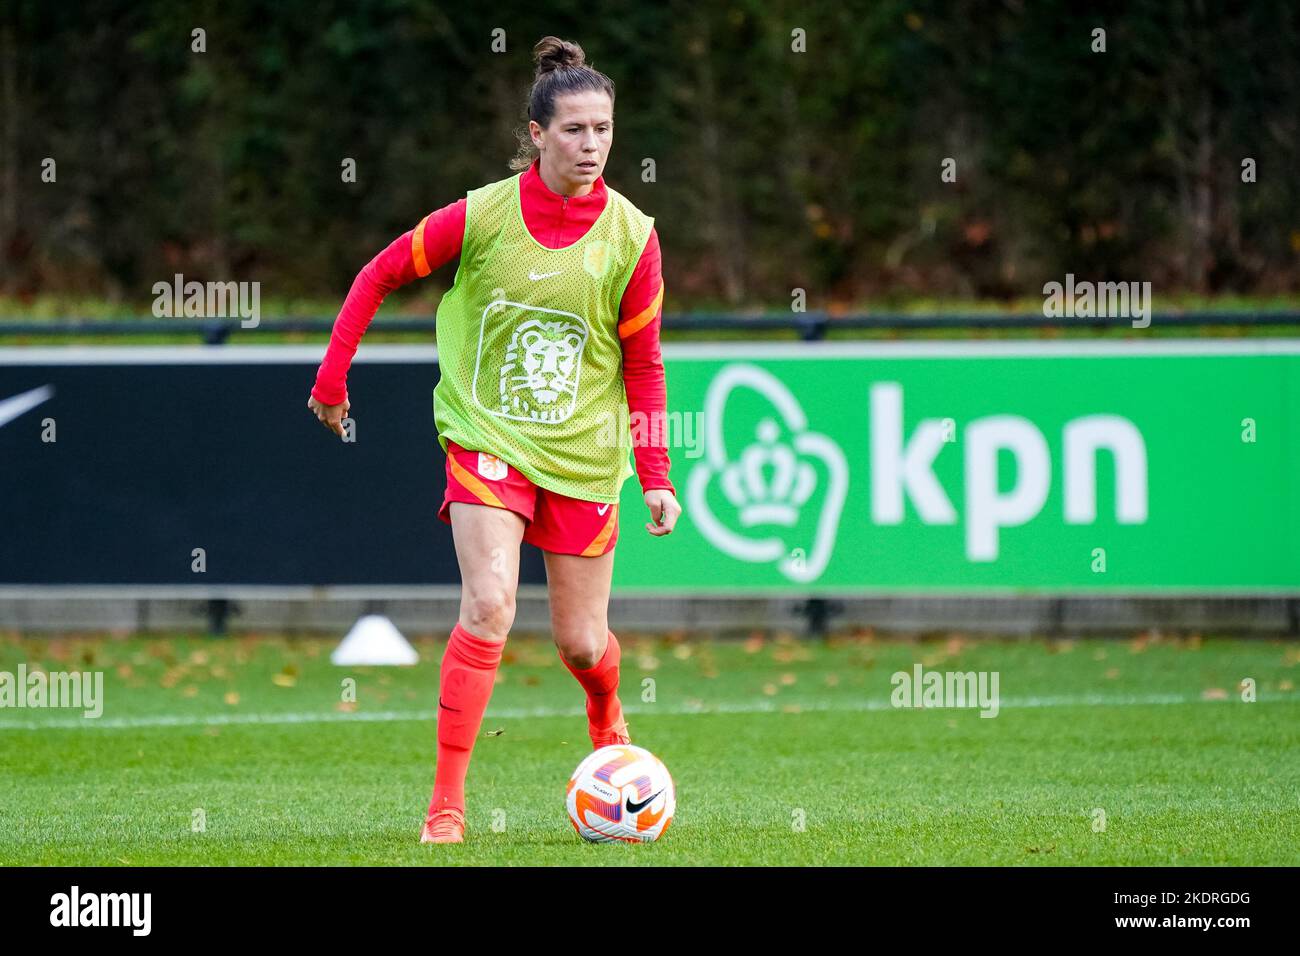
[{"left": 1, "top": 630, "right": 1297, "bottom": 865}]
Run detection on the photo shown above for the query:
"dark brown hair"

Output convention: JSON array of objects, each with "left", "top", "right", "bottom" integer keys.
[{"left": 509, "top": 36, "right": 616, "bottom": 171}]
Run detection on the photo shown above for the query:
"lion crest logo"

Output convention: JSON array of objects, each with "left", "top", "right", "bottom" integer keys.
[{"left": 474, "top": 301, "right": 588, "bottom": 424}]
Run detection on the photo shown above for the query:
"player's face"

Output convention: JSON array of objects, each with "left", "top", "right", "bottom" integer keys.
[{"left": 532, "top": 91, "right": 613, "bottom": 194}]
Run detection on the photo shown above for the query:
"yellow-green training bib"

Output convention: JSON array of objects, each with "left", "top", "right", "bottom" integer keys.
[{"left": 432, "top": 170, "right": 654, "bottom": 504}]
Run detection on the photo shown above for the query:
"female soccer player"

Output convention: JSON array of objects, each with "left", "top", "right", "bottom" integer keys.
[{"left": 307, "top": 36, "right": 681, "bottom": 844}]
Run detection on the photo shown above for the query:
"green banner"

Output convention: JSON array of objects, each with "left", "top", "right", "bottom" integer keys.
[{"left": 612, "top": 342, "right": 1299, "bottom": 593}]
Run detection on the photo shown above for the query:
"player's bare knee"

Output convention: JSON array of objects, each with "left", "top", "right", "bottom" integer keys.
[
  {"left": 462, "top": 587, "right": 516, "bottom": 639},
  {"left": 556, "top": 627, "right": 607, "bottom": 669}
]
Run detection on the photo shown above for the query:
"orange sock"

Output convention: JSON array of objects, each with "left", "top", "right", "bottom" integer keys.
[
  {"left": 428, "top": 622, "right": 504, "bottom": 816},
  {"left": 562, "top": 630, "right": 622, "bottom": 728}
]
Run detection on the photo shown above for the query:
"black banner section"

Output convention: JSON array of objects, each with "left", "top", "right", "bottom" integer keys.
[
  {"left": 0, "top": 352, "right": 548, "bottom": 585},
  {"left": 0, "top": 865, "right": 1286, "bottom": 942}
]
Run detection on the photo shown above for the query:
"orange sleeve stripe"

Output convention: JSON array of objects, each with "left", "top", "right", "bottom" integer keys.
[
  {"left": 618, "top": 278, "right": 664, "bottom": 339},
  {"left": 448, "top": 454, "right": 507, "bottom": 509},
  {"left": 580, "top": 505, "right": 619, "bottom": 556},
  {"left": 411, "top": 213, "right": 432, "bottom": 277}
]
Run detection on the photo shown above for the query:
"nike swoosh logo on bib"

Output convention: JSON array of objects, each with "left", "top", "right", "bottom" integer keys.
[{"left": 528, "top": 270, "right": 562, "bottom": 281}]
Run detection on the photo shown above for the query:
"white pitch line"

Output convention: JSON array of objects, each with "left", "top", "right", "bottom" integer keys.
[{"left": 0, "top": 692, "right": 1291, "bottom": 731}]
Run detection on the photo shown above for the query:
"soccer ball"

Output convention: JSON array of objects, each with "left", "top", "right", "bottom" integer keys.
[{"left": 566, "top": 744, "right": 675, "bottom": 843}]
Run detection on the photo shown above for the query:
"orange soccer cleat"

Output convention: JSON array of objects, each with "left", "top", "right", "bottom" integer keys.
[
  {"left": 588, "top": 705, "right": 631, "bottom": 750},
  {"left": 419, "top": 807, "right": 466, "bottom": 844}
]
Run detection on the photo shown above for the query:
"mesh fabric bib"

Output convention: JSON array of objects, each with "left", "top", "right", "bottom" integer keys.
[{"left": 432, "top": 170, "right": 654, "bottom": 504}]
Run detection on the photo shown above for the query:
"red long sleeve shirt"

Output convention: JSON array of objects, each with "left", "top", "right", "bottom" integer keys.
[{"left": 312, "top": 157, "right": 675, "bottom": 496}]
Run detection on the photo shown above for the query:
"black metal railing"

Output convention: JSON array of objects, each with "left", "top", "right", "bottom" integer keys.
[{"left": 1, "top": 310, "right": 1299, "bottom": 344}]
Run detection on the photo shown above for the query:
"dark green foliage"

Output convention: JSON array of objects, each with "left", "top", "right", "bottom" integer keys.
[{"left": 1, "top": 0, "right": 1297, "bottom": 307}]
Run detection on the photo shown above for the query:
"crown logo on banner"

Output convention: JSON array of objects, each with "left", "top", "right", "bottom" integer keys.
[
  {"left": 720, "top": 418, "right": 818, "bottom": 526},
  {"left": 687, "top": 364, "right": 848, "bottom": 583}
]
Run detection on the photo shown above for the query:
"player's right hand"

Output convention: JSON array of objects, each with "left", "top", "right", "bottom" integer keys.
[{"left": 307, "top": 394, "right": 350, "bottom": 438}]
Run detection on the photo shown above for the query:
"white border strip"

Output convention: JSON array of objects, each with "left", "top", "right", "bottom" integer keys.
[
  {"left": 3, "top": 339, "right": 1300, "bottom": 365},
  {"left": 0, "top": 584, "right": 530, "bottom": 600},
  {"left": 661, "top": 338, "right": 1300, "bottom": 359},
  {"left": 2, "top": 691, "right": 1291, "bottom": 731},
  {"left": 1, "top": 584, "right": 1297, "bottom": 599},
  {"left": 0, "top": 345, "right": 436, "bottom": 365}
]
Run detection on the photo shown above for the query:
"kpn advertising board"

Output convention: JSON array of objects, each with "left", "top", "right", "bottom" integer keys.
[{"left": 613, "top": 341, "right": 1299, "bottom": 594}]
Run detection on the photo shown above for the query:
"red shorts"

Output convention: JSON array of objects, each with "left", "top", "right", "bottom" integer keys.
[{"left": 437, "top": 440, "right": 620, "bottom": 556}]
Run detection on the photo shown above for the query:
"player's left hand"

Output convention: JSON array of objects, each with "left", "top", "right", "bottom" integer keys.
[{"left": 644, "top": 489, "right": 680, "bottom": 536}]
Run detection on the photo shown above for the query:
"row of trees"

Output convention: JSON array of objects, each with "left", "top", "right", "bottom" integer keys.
[{"left": 2, "top": 0, "right": 1298, "bottom": 310}]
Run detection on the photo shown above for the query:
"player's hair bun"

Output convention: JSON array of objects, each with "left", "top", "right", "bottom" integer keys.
[{"left": 533, "top": 36, "right": 586, "bottom": 75}]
